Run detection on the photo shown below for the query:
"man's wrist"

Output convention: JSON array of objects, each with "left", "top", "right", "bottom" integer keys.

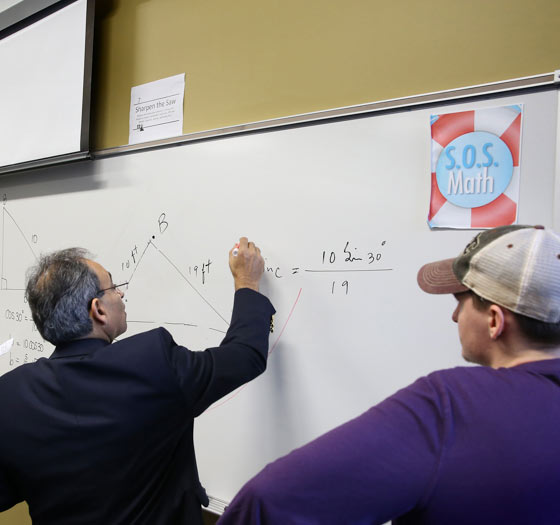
[{"left": 234, "top": 280, "right": 259, "bottom": 292}]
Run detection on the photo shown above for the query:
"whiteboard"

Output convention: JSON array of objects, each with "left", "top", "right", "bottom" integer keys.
[
  {"left": 0, "top": 87, "right": 557, "bottom": 510},
  {"left": 0, "top": 0, "right": 92, "bottom": 172}
]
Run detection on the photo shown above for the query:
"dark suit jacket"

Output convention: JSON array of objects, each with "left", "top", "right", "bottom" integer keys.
[{"left": 0, "top": 288, "right": 275, "bottom": 524}]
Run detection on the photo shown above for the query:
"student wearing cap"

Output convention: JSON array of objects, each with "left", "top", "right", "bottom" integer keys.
[{"left": 219, "top": 225, "right": 560, "bottom": 525}]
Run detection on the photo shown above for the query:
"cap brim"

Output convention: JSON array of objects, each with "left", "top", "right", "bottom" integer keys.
[{"left": 417, "top": 258, "right": 469, "bottom": 295}]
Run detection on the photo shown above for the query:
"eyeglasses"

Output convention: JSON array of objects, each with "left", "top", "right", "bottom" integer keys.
[
  {"left": 96, "top": 282, "right": 129, "bottom": 295},
  {"left": 88, "top": 282, "right": 128, "bottom": 310}
]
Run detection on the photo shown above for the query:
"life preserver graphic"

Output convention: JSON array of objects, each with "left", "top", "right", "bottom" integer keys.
[{"left": 429, "top": 105, "right": 522, "bottom": 228}]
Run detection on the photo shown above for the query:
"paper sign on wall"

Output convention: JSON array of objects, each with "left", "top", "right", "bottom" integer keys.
[
  {"left": 428, "top": 105, "right": 523, "bottom": 229},
  {"left": 129, "top": 73, "right": 185, "bottom": 145}
]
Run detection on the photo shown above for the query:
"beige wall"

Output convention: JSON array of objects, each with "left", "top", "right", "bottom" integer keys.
[
  {"left": 2, "top": 0, "right": 558, "bottom": 522},
  {"left": 92, "top": 0, "right": 559, "bottom": 150},
  {"left": 0, "top": 502, "right": 218, "bottom": 525},
  {"left": 0, "top": 503, "right": 30, "bottom": 525}
]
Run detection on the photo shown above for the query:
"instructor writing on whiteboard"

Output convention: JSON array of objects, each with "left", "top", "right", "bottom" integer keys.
[{"left": 0, "top": 237, "right": 275, "bottom": 525}]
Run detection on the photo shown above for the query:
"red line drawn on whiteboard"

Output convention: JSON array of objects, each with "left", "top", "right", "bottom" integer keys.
[
  {"left": 206, "top": 287, "right": 303, "bottom": 412},
  {"left": 268, "top": 287, "right": 302, "bottom": 355}
]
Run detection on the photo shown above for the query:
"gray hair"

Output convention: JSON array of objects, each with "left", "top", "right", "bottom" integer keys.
[{"left": 25, "top": 248, "right": 101, "bottom": 345}]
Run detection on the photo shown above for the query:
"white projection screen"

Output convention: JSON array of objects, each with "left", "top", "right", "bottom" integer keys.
[{"left": 0, "top": 0, "right": 93, "bottom": 174}]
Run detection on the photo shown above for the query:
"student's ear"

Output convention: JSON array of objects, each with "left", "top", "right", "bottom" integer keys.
[
  {"left": 488, "top": 304, "right": 505, "bottom": 339},
  {"left": 90, "top": 297, "right": 108, "bottom": 325}
]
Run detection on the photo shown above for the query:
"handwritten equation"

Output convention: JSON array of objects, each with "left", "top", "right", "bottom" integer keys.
[
  {"left": 2, "top": 308, "right": 44, "bottom": 365},
  {"left": 264, "top": 240, "right": 390, "bottom": 295}
]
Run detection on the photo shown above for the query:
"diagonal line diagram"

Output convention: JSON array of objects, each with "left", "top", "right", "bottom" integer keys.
[{"left": 125, "top": 239, "right": 229, "bottom": 327}]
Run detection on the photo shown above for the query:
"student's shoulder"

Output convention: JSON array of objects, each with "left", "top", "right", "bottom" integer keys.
[
  {"left": 425, "top": 364, "right": 496, "bottom": 389},
  {"left": 427, "top": 364, "right": 485, "bottom": 381},
  {"left": 415, "top": 365, "right": 521, "bottom": 407},
  {"left": 389, "top": 366, "right": 495, "bottom": 405}
]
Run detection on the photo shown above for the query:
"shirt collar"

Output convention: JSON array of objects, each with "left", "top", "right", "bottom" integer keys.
[
  {"left": 510, "top": 357, "right": 560, "bottom": 373},
  {"left": 49, "top": 337, "right": 111, "bottom": 359}
]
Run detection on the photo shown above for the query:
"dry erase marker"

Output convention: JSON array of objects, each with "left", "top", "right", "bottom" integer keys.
[{"left": 232, "top": 243, "right": 240, "bottom": 256}]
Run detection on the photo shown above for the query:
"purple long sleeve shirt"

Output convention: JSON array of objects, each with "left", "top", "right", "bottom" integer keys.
[{"left": 219, "top": 359, "right": 560, "bottom": 524}]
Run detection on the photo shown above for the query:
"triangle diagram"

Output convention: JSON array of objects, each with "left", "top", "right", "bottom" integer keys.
[
  {"left": 1, "top": 207, "right": 37, "bottom": 291},
  {"left": 121, "top": 240, "right": 230, "bottom": 350}
]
